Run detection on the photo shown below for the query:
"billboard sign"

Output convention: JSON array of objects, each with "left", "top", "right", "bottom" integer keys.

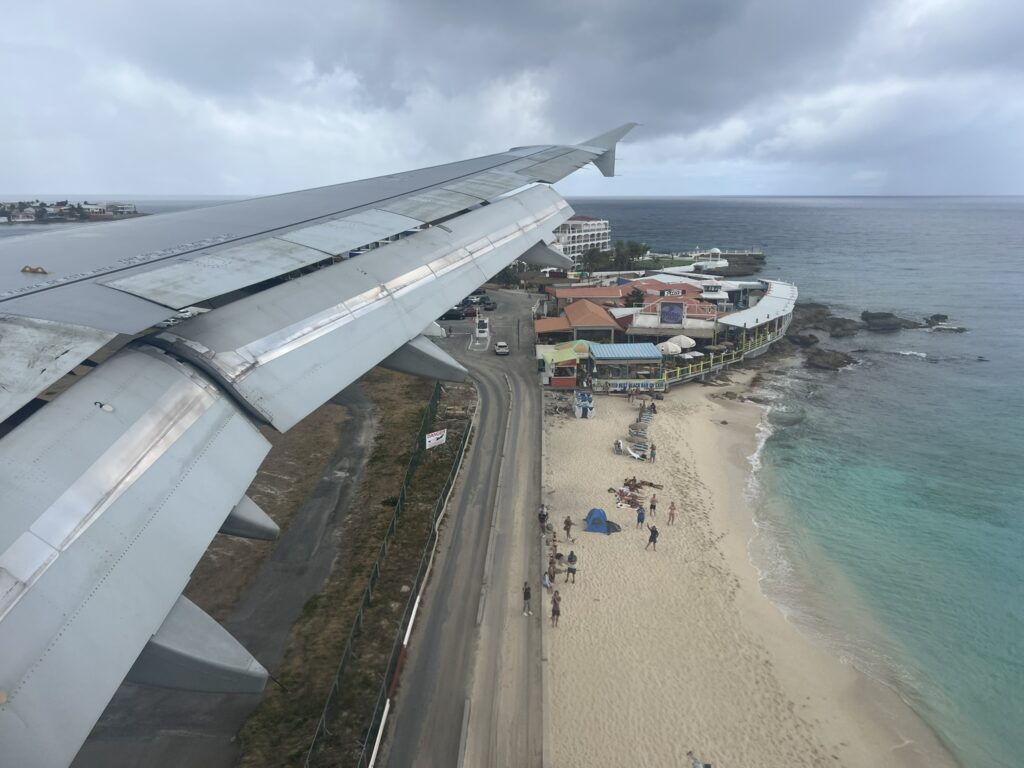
[{"left": 425, "top": 428, "right": 447, "bottom": 450}]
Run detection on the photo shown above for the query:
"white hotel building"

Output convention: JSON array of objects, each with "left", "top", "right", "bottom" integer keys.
[{"left": 552, "top": 215, "right": 611, "bottom": 266}]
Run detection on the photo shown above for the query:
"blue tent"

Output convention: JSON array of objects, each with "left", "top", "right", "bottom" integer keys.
[{"left": 584, "top": 508, "right": 620, "bottom": 535}]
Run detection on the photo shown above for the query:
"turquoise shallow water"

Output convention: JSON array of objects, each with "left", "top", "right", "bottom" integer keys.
[{"left": 569, "top": 197, "right": 1024, "bottom": 768}]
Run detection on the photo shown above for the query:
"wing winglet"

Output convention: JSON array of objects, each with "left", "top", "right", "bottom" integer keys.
[{"left": 578, "top": 122, "right": 639, "bottom": 177}]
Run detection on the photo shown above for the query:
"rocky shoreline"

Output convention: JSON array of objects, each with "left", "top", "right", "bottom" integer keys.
[{"left": 771, "top": 302, "right": 964, "bottom": 370}]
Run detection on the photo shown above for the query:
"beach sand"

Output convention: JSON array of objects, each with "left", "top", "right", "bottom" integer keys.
[{"left": 542, "top": 375, "right": 957, "bottom": 768}]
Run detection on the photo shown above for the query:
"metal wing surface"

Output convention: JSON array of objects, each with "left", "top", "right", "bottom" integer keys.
[{"left": 0, "top": 123, "right": 634, "bottom": 767}]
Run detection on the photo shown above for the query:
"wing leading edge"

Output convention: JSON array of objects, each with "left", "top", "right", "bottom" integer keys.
[{"left": 0, "top": 124, "right": 635, "bottom": 767}]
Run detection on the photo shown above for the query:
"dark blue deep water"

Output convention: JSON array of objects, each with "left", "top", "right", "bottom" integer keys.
[{"left": 569, "top": 197, "right": 1024, "bottom": 768}]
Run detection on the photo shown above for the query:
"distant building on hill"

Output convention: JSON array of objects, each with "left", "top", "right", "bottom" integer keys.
[
  {"left": 552, "top": 214, "right": 611, "bottom": 266},
  {"left": 105, "top": 202, "right": 137, "bottom": 216}
]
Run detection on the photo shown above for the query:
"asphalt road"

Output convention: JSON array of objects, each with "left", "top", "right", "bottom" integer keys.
[
  {"left": 384, "top": 290, "right": 544, "bottom": 768},
  {"left": 72, "top": 385, "right": 378, "bottom": 768}
]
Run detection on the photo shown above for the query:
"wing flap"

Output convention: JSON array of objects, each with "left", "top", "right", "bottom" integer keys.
[
  {"left": 0, "top": 346, "right": 269, "bottom": 768},
  {"left": 153, "top": 185, "right": 571, "bottom": 431}
]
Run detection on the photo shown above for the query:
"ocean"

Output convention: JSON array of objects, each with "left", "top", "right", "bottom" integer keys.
[
  {"left": 4, "top": 195, "right": 1021, "bottom": 765},
  {"left": 568, "top": 196, "right": 1024, "bottom": 768}
]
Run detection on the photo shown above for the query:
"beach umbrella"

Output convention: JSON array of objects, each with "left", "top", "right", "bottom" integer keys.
[
  {"left": 656, "top": 341, "right": 683, "bottom": 355},
  {"left": 666, "top": 334, "right": 696, "bottom": 349}
]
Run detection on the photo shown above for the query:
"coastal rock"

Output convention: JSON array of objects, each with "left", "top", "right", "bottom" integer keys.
[
  {"left": 804, "top": 348, "right": 856, "bottom": 371},
  {"left": 925, "top": 313, "right": 949, "bottom": 327},
  {"left": 860, "top": 311, "right": 924, "bottom": 331},
  {"left": 825, "top": 317, "right": 863, "bottom": 337},
  {"left": 786, "top": 332, "right": 820, "bottom": 347}
]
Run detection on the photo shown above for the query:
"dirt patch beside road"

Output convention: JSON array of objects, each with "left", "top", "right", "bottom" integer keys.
[{"left": 184, "top": 403, "right": 351, "bottom": 621}]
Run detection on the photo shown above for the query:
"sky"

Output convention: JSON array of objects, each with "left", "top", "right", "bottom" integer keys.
[{"left": 2, "top": 0, "right": 1023, "bottom": 197}]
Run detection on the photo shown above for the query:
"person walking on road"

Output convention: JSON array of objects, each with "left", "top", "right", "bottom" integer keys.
[
  {"left": 522, "top": 582, "right": 532, "bottom": 615},
  {"left": 565, "top": 551, "right": 578, "bottom": 583},
  {"left": 551, "top": 590, "right": 562, "bottom": 627},
  {"left": 636, "top": 506, "right": 646, "bottom": 529},
  {"left": 668, "top": 501, "right": 677, "bottom": 525},
  {"left": 649, "top": 493, "right": 658, "bottom": 518},
  {"left": 563, "top": 515, "right": 575, "bottom": 542},
  {"left": 646, "top": 523, "right": 659, "bottom": 551}
]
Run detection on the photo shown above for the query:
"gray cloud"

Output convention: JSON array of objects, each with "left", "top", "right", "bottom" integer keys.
[{"left": 2, "top": 0, "right": 1021, "bottom": 195}]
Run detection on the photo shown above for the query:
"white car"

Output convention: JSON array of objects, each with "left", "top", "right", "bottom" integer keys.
[{"left": 494, "top": 341, "right": 510, "bottom": 355}]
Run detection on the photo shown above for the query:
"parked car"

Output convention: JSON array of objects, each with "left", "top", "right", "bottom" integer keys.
[
  {"left": 462, "top": 305, "right": 479, "bottom": 317},
  {"left": 494, "top": 341, "right": 510, "bottom": 356},
  {"left": 471, "top": 288, "right": 487, "bottom": 296},
  {"left": 481, "top": 299, "right": 496, "bottom": 311},
  {"left": 440, "top": 307, "right": 465, "bottom": 320}
]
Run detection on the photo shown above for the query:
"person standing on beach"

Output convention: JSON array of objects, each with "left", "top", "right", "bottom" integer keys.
[
  {"left": 650, "top": 443, "right": 657, "bottom": 463},
  {"left": 522, "top": 582, "right": 532, "bottom": 615},
  {"left": 646, "top": 523, "right": 659, "bottom": 551},
  {"left": 551, "top": 590, "right": 561, "bottom": 627},
  {"left": 649, "top": 494, "right": 657, "bottom": 518},
  {"left": 563, "top": 515, "right": 575, "bottom": 542},
  {"left": 538, "top": 505, "right": 549, "bottom": 534},
  {"left": 636, "top": 506, "right": 645, "bottom": 529},
  {"left": 668, "top": 501, "right": 677, "bottom": 525},
  {"left": 566, "top": 550, "right": 578, "bottom": 583}
]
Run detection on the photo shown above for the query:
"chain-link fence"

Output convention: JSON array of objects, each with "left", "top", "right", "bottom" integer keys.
[{"left": 304, "top": 381, "right": 471, "bottom": 767}]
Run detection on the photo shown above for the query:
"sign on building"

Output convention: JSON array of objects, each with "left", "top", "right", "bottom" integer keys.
[{"left": 425, "top": 428, "right": 447, "bottom": 450}]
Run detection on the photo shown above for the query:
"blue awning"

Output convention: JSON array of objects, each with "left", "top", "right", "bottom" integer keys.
[{"left": 588, "top": 342, "right": 663, "bottom": 362}]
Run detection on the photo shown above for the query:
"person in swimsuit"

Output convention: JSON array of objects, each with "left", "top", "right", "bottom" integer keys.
[
  {"left": 646, "top": 523, "right": 659, "bottom": 551},
  {"left": 551, "top": 590, "right": 561, "bottom": 627},
  {"left": 563, "top": 515, "right": 575, "bottom": 542},
  {"left": 668, "top": 501, "right": 677, "bottom": 525},
  {"left": 636, "top": 506, "right": 646, "bottom": 529},
  {"left": 649, "top": 493, "right": 657, "bottom": 518},
  {"left": 565, "top": 551, "right": 578, "bottom": 583}
]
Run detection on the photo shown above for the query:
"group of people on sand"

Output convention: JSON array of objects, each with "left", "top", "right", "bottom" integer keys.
[{"left": 526, "top": 505, "right": 579, "bottom": 627}]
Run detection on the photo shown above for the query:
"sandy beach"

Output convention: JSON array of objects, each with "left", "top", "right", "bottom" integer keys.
[{"left": 542, "top": 374, "right": 958, "bottom": 768}]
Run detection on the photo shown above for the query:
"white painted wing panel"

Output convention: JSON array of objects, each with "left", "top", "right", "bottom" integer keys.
[
  {"left": 102, "top": 238, "right": 323, "bottom": 309},
  {"left": 441, "top": 170, "right": 528, "bottom": 199},
  {"left": 275, "top": 209, "right": 422, "bottom": 254},
  {"left": 0, "top": 347, "right": 270, "bottom": 768},
  {"left": 379, "top": 188, "right": 483, "bottom": 221},
  {"left": 0, "top": 314, "right": 116, "bottom": 423}
]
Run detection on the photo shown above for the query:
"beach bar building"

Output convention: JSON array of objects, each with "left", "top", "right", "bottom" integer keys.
[
  {"left": 588, "top": 343, "right": 664, "bottom": 392},
  {"left": 534, "top": 298, "right": 623, "bottom": 344},
  {"left": 537, "top": 340, "right": 593, "bottom": 388}
]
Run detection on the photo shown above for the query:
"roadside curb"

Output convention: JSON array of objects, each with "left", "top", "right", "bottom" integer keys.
[{"left": 539, "top": 391, "right": 553, "bottom": 768}]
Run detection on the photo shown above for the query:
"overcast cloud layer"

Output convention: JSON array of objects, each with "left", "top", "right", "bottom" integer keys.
[{"left": 3, "top": 0, "right": 1023, "bottom": 195}]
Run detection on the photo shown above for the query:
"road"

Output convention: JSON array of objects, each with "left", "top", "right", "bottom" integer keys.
[
  {"left": 384, "top": 290, "right": 544, "bottom": 768},
  {"left": 72, "top": 385, "right": 377, "bottom": 768}
]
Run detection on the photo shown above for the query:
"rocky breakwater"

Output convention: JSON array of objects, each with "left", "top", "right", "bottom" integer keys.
[
  {"left": 702, "top": 251, "right": 766, "bottom": 277},
  {"left": 775, "top": 302, "right": 961, "bottom": 372}
]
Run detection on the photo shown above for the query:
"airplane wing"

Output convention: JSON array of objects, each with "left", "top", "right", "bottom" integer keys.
[{"left": 0, "top": 123, "right": 635, "bottom": 767}]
